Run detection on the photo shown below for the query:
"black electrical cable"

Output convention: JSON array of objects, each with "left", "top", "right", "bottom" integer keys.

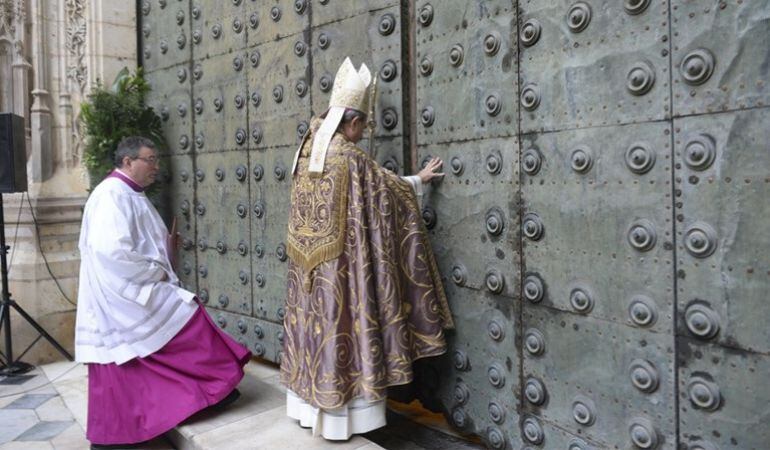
[{"left": 24, "top": 195, "right": 78, "bottom": 308}]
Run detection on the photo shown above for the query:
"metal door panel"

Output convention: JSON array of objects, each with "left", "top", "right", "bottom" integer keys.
[
  {"left": 312, "top": 0, "right": 399, "bottom": 28},
  {"left": 416, "top": 13, "right": 518, "bottom": 145},
  {"left": 140, "top": 0, "right": 191, "bottom": 71},
  {"left": 163, "top": 154, "right": 198, "bottom": 292},
  {"left": 193, "top": 52, "right": 250, "bottom": 152},
  {"left": 419, "top": 138, "right": 519, "bottom": 298},
  {"left": 522, "top": 306, "right": 676, "bottom": 448},
  {"left": 370, "top": 136, "right": 404, "bottom": 176},
  {"left": 247, "top": 38, "right": 311, "bottom": 150},
  {"left": 523, "top": 419, "right": 603, "bottom": 450},
  {"left": 678, "top": 338, "right": 770, "bottom": 450},
  {"left": 190, "top": 0, "right": 246, "bottom": 59},
  {"left": 671, "top": 1, "right": 770, "bottom": 117},
  {"left": 245, "top": 0, "right": 309, "bottom": 47},
  {"left": 198, "top": 249, "right": 253, "bottom": 315},
  {"left": 141, "top": 2, "right": 770, "bottom": 446},
  {"left": 145, "top": 66, "right": 194, "bottom": 156},
  {"left": 674, "top": 108, "right": 770, "bottom": 354},
  {"left": 419, "top": 287, "right": 521, "bottom": 449},
  {"left": 414, "top": 0, "right": 516, "bottom": 36},
  {"left": 250, "top": 149, "right": 292, "bottom": 324},
  {"left": 520, "top": 122, "right": 674, "bottom": 331},
  {"left": 193, "top": 154, "right": 251, "bottom": 246},
  {"left": 518, "top": 0, "right": 670, "bottom": 133}
]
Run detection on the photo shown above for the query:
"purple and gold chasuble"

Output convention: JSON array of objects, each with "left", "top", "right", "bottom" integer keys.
[{"left": 282, "top": 119, "right": 454, "bottom": 411}]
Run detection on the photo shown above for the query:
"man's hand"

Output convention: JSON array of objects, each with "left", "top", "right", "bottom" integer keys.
[{"left": 417, "top": 157, "right": 444, "bottom": 184}]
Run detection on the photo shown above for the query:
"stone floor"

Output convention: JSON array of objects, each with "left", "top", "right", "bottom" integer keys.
[{"left": 0, "top": 359, "right": 481, "bottom": 450}]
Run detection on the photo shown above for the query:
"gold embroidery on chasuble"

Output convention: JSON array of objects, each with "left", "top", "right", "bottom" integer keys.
[{"left": 287, "top": 152, "right": 349, "bottom": 291}]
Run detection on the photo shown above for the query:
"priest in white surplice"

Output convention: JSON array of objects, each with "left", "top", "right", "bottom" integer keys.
[{"left": 75, "top": 136, "right": 251, "bottom": 449}]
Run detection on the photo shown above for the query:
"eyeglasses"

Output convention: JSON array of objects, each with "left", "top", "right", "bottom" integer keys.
[{"left": 134, "top": 156, "right": 160, "bottom": 166}]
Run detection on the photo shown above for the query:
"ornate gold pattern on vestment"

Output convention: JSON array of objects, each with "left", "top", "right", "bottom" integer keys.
[{"left": 287, "top": 145, "right": 349, "bottom": 290}]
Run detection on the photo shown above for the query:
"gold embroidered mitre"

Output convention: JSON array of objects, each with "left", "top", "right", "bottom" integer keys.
[
  {"left": 307, "top": 57, "right": 372, "bottom": 175},
  {"left": 329, "top": 57, "right": 372, "bottom": 112}
]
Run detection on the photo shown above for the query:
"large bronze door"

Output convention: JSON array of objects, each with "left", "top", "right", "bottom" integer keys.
[{"left": 140, "top": 1, "right": 770, "bottom": 448}]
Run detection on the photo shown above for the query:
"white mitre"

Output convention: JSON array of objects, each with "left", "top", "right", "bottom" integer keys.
[{"left": 307, "top": 57, "right": 372, "bottom": 175}]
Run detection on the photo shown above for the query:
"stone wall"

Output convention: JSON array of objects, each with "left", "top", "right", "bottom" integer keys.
[{"left": 1, "top": 0, "right": 136, "bottom": 366}]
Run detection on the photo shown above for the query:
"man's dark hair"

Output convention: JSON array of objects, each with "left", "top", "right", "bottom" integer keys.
[
  {"left": 114, "top": 136, "right": 156, "bottom": 167},
  {"left": 341, "top": 108, "right": 366, "bottom": 124}
]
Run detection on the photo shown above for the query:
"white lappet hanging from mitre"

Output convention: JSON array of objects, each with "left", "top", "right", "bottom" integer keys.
[{"left": 306, "top": 57, "right": 372, "bottom": 175}]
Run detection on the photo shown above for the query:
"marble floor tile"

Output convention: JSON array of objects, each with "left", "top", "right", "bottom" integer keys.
[
  {"left": 48, "top": 422, "right": 89, "bottom": 450},
  {"left": 3, "top": 394, "right": 57, "bottom": 410},
  {"left": 39, "top": 362, "right": 86, "bottom": 386},
  {"left": 35, "top": 396, "right": 74, "bottom": 422},
  {"left": 0, "top": 394, "right": 23, "bottom": 410},
  {"left": 0, "top": 409, "right": 37, "bottom": 444},
  {"left": 52, "top": 377, "right": 88, "bottom": 429},
  {"left": 15, "top": 420, "right": 73, "bottom": 441},
  {"left": 0, "top": 441, "right": 54, "bottom": 450}
]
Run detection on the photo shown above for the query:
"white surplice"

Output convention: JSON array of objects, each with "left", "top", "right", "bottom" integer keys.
[{"left": 75, "top": 175, "right": 197, "bottom": 365}]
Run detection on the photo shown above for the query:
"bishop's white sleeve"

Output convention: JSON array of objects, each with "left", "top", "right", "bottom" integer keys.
[
  {"left": 401, "top": 175, "right": 425, "bottom": 209},
  {"left": 84, "top": 193, "right": 167, "bottom": 306}
]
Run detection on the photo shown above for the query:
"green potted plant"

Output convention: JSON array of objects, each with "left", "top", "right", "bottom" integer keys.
[{"left": 80, "top": 67, "right": 166, "bottom": 196}]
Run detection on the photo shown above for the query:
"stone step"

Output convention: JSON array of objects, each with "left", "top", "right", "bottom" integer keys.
[
  {"left": 167, "top": 363, "right": 385, "bottom": 450},
  {"left": 43, "top": 358, "right": 476, "bottom": 450},
  {"left": 38, "top": 232, "right": 81, "bottom": 253}
]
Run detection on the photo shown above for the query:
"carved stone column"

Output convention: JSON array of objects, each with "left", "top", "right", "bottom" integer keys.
[{"left": 28, "top": 0, "right": 53, "bottom": 182}]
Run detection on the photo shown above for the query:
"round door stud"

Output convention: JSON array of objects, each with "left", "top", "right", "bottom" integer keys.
[
  {"left": 521, "top": 19, "right": 542, "bottom": 47},
  {"left": 629, "top": 359, "right": 660, "bottom": 393},
  {"left": 523, "top": 274, "right": 545, "bottom": 303},
  {"left": 418, "top": 4, "right": 434, "bottom": 27},
  {"left": 685, "top": 303, "right": 720, "bottom": 340},
  {"left": 628, "top": 219, "right": 657, "bottom": 252},
  {"left": 485, "top": 269, "right": 505, "bottom": 294},
  {"left": 522, "top": 213, "right": 545, "bottom": 241},
  {"left": 453, "top": 382, "right": 469, "bottom": 405},
  {"left": 629, "top": 417, "right": 659, "bottom": 449},
  {"left": 567, "top": 2, "right": 592, "bottom": 33},
  {"left": 680, "top": 48, "right": 716, "bottom": 86},
  {"left": 453, "top": 350, "right": 470, "bottom": 371},
  {"left": 522, "top": 147, "right": 543, "bottom": 176},
  {"left": 488, "top": 400, "right": 506, "bottom": 424},
  {"left": 684, "top": 222, "right": 717, "bottom": 258},
  {"left": 628, "top": 295, "right": 658, "bottom": 328},
  {"left": 524, "top": 328, "right": 546, "bottom": 356},
  {"left": 684, "top": 133, "right": 717, "bottom": 171},
  {"left": 624, "top": 0, "right": 650, "bottom": 15},
  {"left": 570, "top": 146, "right": 594, "bottom": 174},
  {"left": 524, "top": 377, "right": 547, "bottom": 405},
  {"left": 569, "top": 286, "right": 594, "bottom": 314},
  {"left": 626, "top": 61, "right": 656, "bottom": 96},
  {"left": 522, "top": 416, "right": 544, "bottom": 445},
  {"left": 572, "top": 395, "right": 596, "bottom": 426},
  {"left": 521, "top": 83, "right": 541, "bottom": 111},
  {"left": 625, "top": 142, "right": 656, "bottom": 174}
]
